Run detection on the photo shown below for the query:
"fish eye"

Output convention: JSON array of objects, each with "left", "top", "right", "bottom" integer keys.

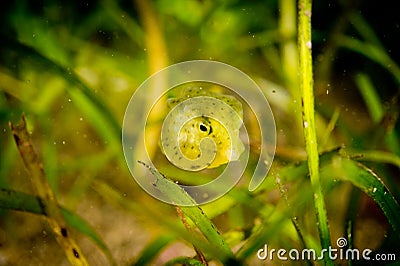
[
  {"left": 199, "top": 123, "right": 208, "bottom": 132},
  {"left": 199, "top": 122, "right": 213, "bottom": 135}
]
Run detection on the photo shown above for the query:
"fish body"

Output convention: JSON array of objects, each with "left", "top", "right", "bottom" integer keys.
[{"left": 161, "top": 87, "right": 245, "bottom": 170}]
